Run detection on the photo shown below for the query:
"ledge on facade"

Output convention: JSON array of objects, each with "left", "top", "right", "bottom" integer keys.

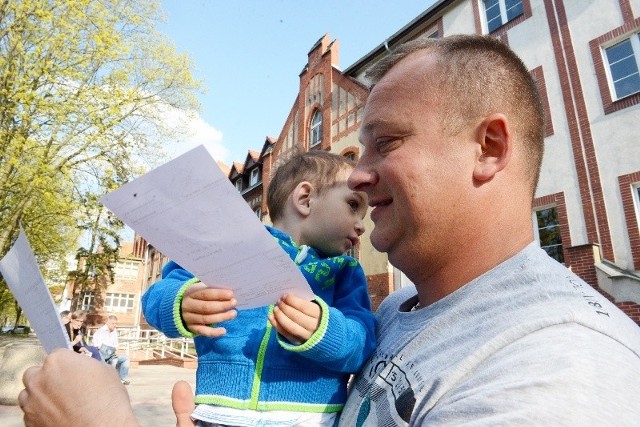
[{"left": 595, "top": 259, "right": 640, "bottom": 304}]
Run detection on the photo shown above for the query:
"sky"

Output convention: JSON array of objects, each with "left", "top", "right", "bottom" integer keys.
[{"left": 158, "top": 0, "right": 438, "bottom": 166}]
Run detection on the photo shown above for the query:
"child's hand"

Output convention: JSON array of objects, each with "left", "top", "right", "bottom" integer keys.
[
  {"left": 182, "top": 281, "right": 237, "bottom": 337},
  {"left": 269, "top": 294, "right": 321, "bottom": 345}
]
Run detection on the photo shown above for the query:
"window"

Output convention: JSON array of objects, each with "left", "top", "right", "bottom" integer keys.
[
  {"left": 604, "top": 34, "right": 640, "bottom": 100},
  {"left": 104, "top": 293, "right": 135, "bottom": 313},
  {"left": 80, "top": 291, "right": 94, "bottom": 311},
  {"left": 115, "top": 261, "right": 138, "bottom": 279},
  {"left": 534, "top": 207, "right": 564, "bottom": 263},
  {"left": 635, "top": 184, "right": 640, "bottom": 226},
  {"left": 309, "top": 110, "right": 322, "bottom": 147},
  {"left": 249, "top": 168, "right": 260, "bottom": 186},
  {"left": 483, "top": 0, "right": 524, "bottom": 33},
  {"left": 235, "top": 179, "right": 242, "bottom": 191},
  {"left": 254, "top": 207, "right": 262, "bottom": 219}
]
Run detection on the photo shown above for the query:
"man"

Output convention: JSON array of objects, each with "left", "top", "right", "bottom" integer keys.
[
  {"left": 338, "top": 34, "right": 640, "bottom": 425},
  {"left": 92, "top": 315, "right": 131, "bottom": 385},
  {"left": 18, "top": 34, "right": 640, "bottom": 426}
]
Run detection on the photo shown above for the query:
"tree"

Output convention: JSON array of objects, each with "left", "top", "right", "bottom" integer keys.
[{"left": 0, "top": 0, "right": 202, "bottom": 315}]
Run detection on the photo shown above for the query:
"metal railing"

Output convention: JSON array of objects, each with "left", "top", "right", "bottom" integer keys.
[{"left": 89, "top": 327, "right": 197, "bottom": 361}]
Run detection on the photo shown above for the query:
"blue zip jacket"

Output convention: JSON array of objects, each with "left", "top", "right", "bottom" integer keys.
[{"left": 141, "top": 226, "right": 376, "bottom": 413}]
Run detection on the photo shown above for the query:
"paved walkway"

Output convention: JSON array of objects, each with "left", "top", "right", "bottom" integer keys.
[{"left": 0, "top": 363, "right": 196, "bottom": 427}]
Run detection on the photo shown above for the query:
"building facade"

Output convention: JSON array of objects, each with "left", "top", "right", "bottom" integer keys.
[
  {"left": 65, "top": 242, "right": 144, "bottom": 327},
  {"left": 226, "top": 0, "right": 640, "bottom": 322}
]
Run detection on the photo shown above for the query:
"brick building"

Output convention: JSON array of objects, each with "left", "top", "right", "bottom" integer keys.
[
  {"left": 133, "top": 0, "right": 640, "bottom": 323},
  {"left": 64, "top": 242, "right": 144, "bottom": 327}
]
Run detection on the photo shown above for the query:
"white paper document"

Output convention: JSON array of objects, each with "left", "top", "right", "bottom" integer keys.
[
  {"left": 0, "top": 227, "right": 71, "bottom": 353},
  {"left": 100, "top": 145, "right": 313, "bottom": 309}
]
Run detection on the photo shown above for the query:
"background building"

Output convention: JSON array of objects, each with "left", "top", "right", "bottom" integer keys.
[
  {"left": 136, "top": 0, "right": 640, "bottom": 323},
  {"left": 64, "top": 242, "right": 144, "bottom": 327}
]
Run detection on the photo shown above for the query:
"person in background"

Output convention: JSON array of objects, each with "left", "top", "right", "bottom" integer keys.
[
  {"left": 142, "top": 150, "right": 375, "bottom": 426},
  {"left": 59, "top": 310, "right": 70, "bottom": 326},
  {"left": 65, "top": 310, "right": 102, "bottom": 361},
  {"left": 92, "top": 315, "right": 131, "bottom": 385}
]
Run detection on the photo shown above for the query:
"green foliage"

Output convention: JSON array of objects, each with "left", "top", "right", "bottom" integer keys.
[{"left": 0, "top": 0, "right": 203, "bottom": 315}]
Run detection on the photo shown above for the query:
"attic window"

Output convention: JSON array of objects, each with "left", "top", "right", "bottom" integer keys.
[
  {"left": 235, "top": 179, "right": 242, "bottom": 191},
  {"left": 250, "top": 168, "right": 260, "bottom": 186}
]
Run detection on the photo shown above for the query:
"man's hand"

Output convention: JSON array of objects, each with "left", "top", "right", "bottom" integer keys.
[
  {"left": 181, "top": 282, "right": 238, "bottom": 337},
  {"left": 172, "top": 381, "right": 196, "bottom": 427},
  {"left": 269, "top": 294, "right": 321, "bottom": 345},
  {"left": 18, "top": 349, "right": 138, "bottom": 426}
]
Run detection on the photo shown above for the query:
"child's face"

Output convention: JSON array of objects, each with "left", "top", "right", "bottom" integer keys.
[{"left": 304, "top": 171, "right": 368, "bottom": 257}]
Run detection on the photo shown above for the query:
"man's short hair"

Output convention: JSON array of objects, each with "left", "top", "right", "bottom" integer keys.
[
  {"left": 367, "top": 34, "right": 544, "bottom": 193},
  {"left": 267, "top": 151, "right": 355, "bottom": 222},
  {"left": 59, "top": 310, "right": 70, "bottom": 318}
]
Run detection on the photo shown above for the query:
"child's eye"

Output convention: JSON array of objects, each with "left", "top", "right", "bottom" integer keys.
[{"left": 348, "top": 200, "right": 360, "bottom": 212}]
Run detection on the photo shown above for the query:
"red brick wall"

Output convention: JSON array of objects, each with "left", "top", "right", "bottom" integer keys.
[
  {"left": 617, "top": 301, "right": 640, "bottom": 324},
  {"left": 366, "top": 272, "right": 393, "bottom": 311},
  {"left": 566, "top": 244, "right": 640, "bottom": 325},
  {"left": 565, "top": 244, "right": 599, "bottom": 288}
]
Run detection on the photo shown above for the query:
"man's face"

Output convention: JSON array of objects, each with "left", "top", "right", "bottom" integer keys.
[
  {"left": 348, "top": 52, "right": 477, "bottom": 271},
  {"left": 107, "top": 319, "right": 117, "bottom": 332}
]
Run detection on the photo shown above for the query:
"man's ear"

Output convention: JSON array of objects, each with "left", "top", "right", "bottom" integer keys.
[
  {"left": 291, "top": 181, "right": 314, "bottom": 217},
  {"left": 473, "top": 113, "right": 512, "bottom": 183}
]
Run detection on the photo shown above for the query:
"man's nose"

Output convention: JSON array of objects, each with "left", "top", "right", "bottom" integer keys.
[{"left": 348, "top": 164, "right": 376, "bottom": 192}]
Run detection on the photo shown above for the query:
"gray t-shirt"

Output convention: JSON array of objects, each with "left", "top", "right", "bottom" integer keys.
[{"left": 340, "top": 242, "right": 640, "bottom": 426}]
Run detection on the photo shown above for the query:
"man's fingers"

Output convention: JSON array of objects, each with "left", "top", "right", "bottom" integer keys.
[
  {"left": 172, "top": 381, "right": 196, "bottom": 427},
  {"left": 22, "top": 365, "right": 40, "bottom": 388},
  {"left": 17, "top": 388, "right": 28, "bottom": 410}
]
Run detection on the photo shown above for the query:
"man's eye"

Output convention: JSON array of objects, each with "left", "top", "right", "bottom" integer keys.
[{"left": 375, "top": 137, "right": 402, "bottom": 154}]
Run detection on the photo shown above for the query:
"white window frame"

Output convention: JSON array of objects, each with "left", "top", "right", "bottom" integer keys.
[
  {"left": 80, "top": 291, "right": 94, "bottom": 311},
  {"left": 104, "top": 292, "right": 135, "bottom": 313},
  {"left": 603, "top": 33, "right": 640, "bottom": 101},
  {"left": 309, "top": 110, "right": 322, "bottom": 147},
  {"left": 532, "top": 206, "right": 564, "bottom": 264},
  {"left": 249, "top": 168, "right": 260, "bottom": 186},
  {"left": 235, "top": 178, "right": 242, "bottom": 191},
  {"left": 633, "top": 183, "right": 640, "bottom": 230},
  {"left": 254, "top": 207, "right": 262, "bottom": 219},
  {"left": 482, "top": 0, "right": 524, "bottom": 33},
  {"left": 115, "top": 260, "right": 138, "bottom": 279}
]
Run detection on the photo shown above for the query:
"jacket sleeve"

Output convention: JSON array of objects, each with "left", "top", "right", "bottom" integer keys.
[
  {"left": 276, "top": 261, "right": 377, "bottom": 373},
  {"left": 141, "top": 261, "right": 199, "bottom": 338}
]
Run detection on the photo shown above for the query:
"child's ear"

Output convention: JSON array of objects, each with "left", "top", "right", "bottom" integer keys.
[
  {"left": 473, "top": 113, "right": 512, "bottom": 183},
  {"left": 291, "top": 181, "right": 313, "bottom": 217}
]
